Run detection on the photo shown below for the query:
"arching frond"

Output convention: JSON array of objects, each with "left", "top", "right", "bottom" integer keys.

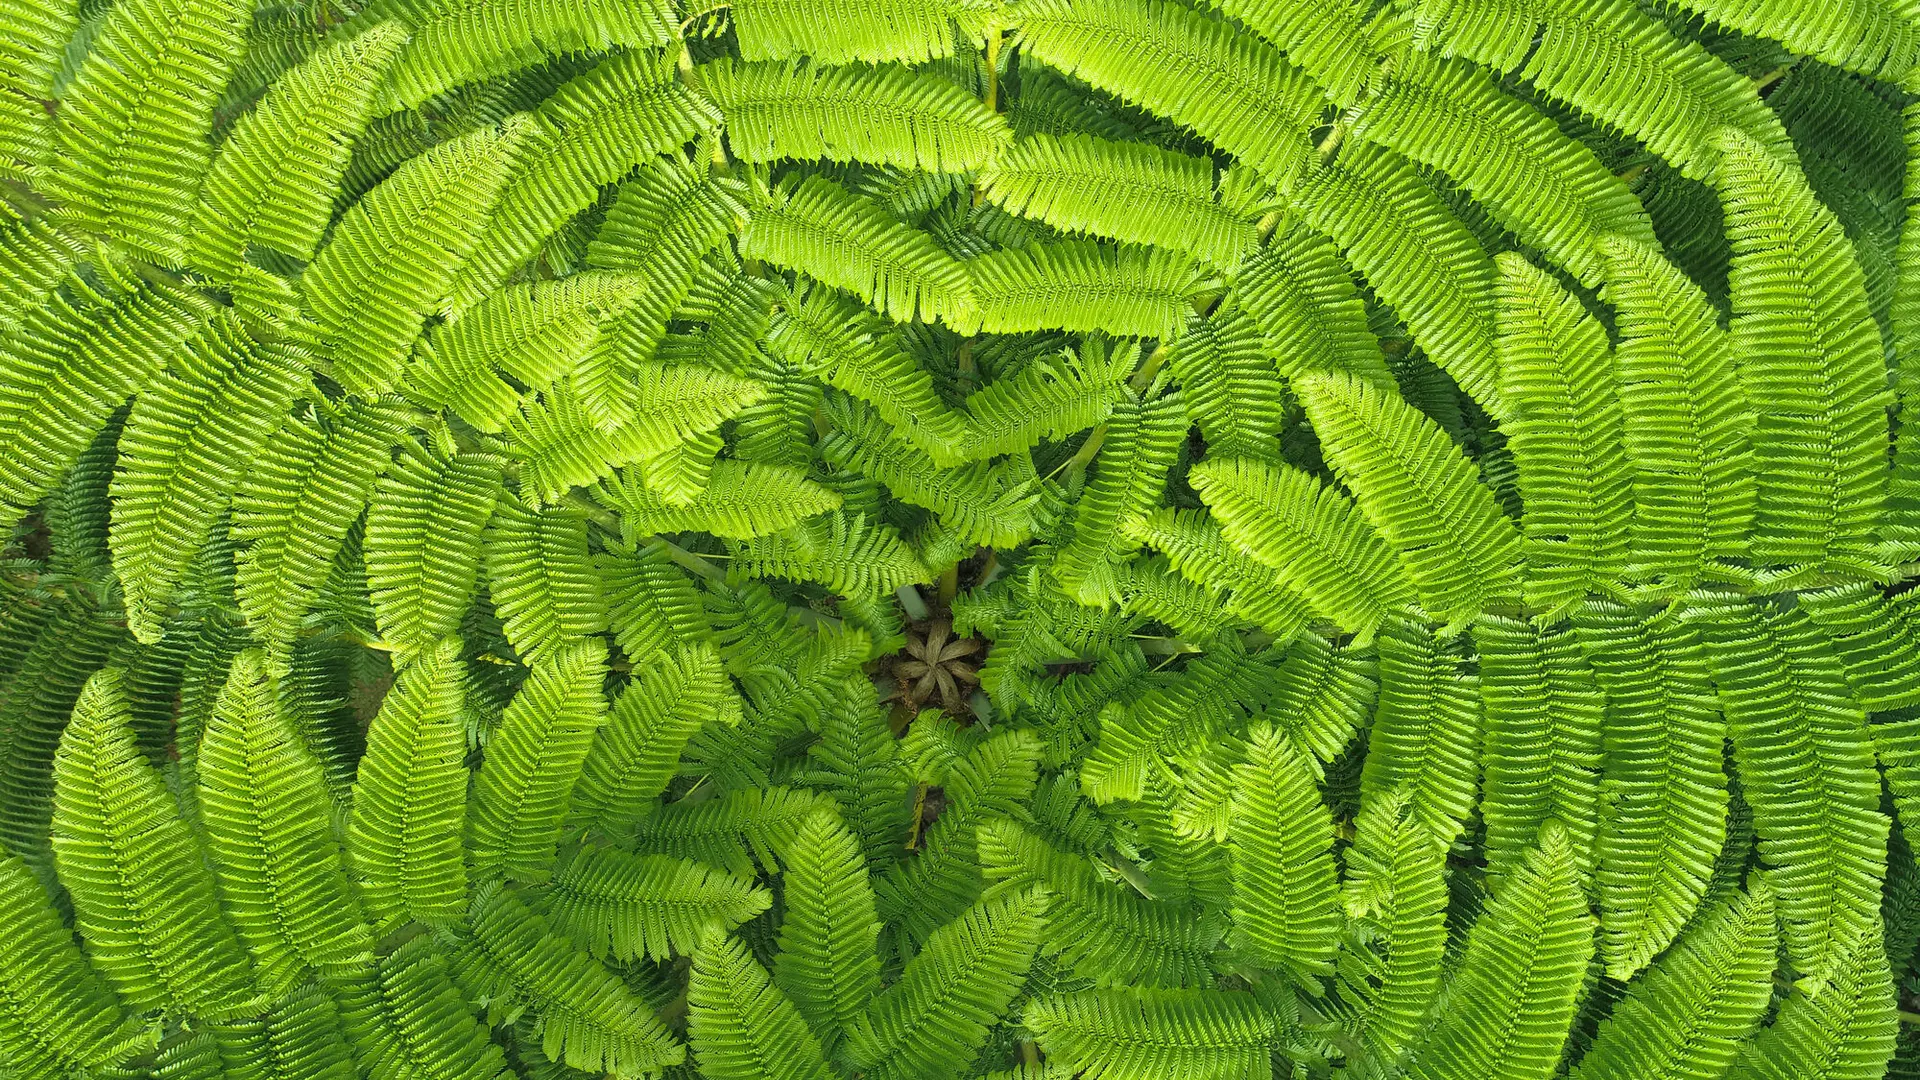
[
  {"left": 1358, "top": 616, "right": 1481, "bottom": 846},
  {"left": 1166, "top": 308, "right": 1286, "bottom": 460},
  {"left": 1224, "top": 723, "right": 1338, "bottom": 977},
  {"left": 820, "top": 399, "right": 1034, "bottom": 547},
  {"left": 688, "top": 928, "right": 837, "bottom": 1080},
  {"left": 571, "top": 641, "right": 739, "bottom": 831},
  {"left": 544, "top": 842, "right": 770, "bottom": 963},
  {"left": 1120, "top": 507, "right": 1314, "bottom": 640},
  {"left": 598, "top": 458, "right": 840, "bottom": 539},
  {"left": 0, "top": 0, "right": 76, "bottom": 177},
  {"left": 771, "top": 807, "right": 882, "bottom": 1052},
  {"left": 1231, "top": 220, "right": 1396, "bottom": 390},
  {"left": 110, "top": 313, "right": 310, "bottom": 642},
  {"left": 364, "top": 450, "right": 504, "bottom": 660},
  {"left": 1664, "top": 0, "right": 1920, "bottom": 82},
  {"left": 1053, "top": 393, "right": 1187, "bottom": 603},
  {"left": 1342, "top": 791, "right": 1449, "bottom": 1067},
  {"left": 51, "top": 670, "right": 260, "bottom": 1019},
  {"left": 632, "top": 786, "right": 835, "bottom": 879},
  {"left": 703, "top": 57, "right": 1011, "bottom": 172},
  {"left": 736, "top": 509, "right": 932, "bottom": 596},
  {"left": 343, "top": 937, "right": 516, "bottom": 1080},
  {"left": 602, "top": 540, "right": 712, "bottom": 658},
  {"left": 745, "top": 175, "right": 972, "bottom": 326},
  {"left": 348, "top": 638, "right": 471, "bottom": 927},
  {"left": 963, "top": 240, "right": 1211, "bottom": 339},
  {"left": 960, "top": 337, "right": 1135, "bottom": 458},
  {"left": 1024, "top": 986, "right": 1281, "bottom": 1080},
  {"left": 1722, "top": 928, "right": 1898, "bottom": 1080},
  {"left": 1012, "top": 0, "right": 1322, "bottom": 183},
  {"left": 189, "top": 22, "right": 409, "bottom": 277},
  {"left": 484, "top": 495, "right": 608, "bottom": 662},
  {"left": 1796, "top": 582, "right": 1920, "bottom": 711},
  {"left": 468, "top": 638, "right": 609, "bottom": 883},
  {"left": 1294, "top": 369, "right": 1523, "bottom": 630}
]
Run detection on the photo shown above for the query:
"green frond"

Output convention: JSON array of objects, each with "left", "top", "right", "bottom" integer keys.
[
  {"left": 1358, "top": 616, "right": 1481, "bottom": 845},
  {"left": 1231, "top": 220, "right": 1396, "bottom": 390},
  {"left": 1665, "top": 0, "right": 1920, "bottom": 81},
  {"left": 688, "top": 928, "right": 837, "bottom": 1080},
  {"left": 959, "top": 337, "right": 1135, "bottom": 459},
  {"left": 979, "top": 133, "right": 1258, "bottom": 269},
  {"left": 41, "top": 0, "right": 248, "bottom": 266},
  {"left": 1402, "top": 821, "right": 1595, "bottom": 1080},
  {"left": 1600, "top": 235, "right": 1756, "bottom": 582},
  {"left": 1120, "top": 507, "right": 1314, "bottom": 640},
  {"left": 1167, "top": 308, "right": 1286, "bottom": 460},
  {"left": 736, "top": 509, "right": 932, "bottom": 596},
  {"left": 1717, "top": 126, "right": 1893, "bottom": 573},
  {"left": 347, "top": 637, "right": 471, "bottom": 927},
  {"left": 110, "top": 312, "right": 310, "bottom": 643},
  {"left": 1341, "top": 791, "right": 1449, "bottom": 1067},
  {"left": 820, "top": 398, "right": 1033, "bottom": 547},
  {"left": 979, "top": 819, "right": 1219, "bottom": 987},
  {"left": 0, "top": 596, "right": 122, "bottom": 861},
  {"left": 544, "top": 842, "right": 770, "bottom": 962},
  {"left": 188, "top": 22, "right": 410, "bottom": 277},
  {"left": 408, "top": 272, "right": 644, "bottom": 433},
  {"left": 743, "top": 175, "right": 973, "bottom": 327},
  {"left": 453, "top": 884, "right": 684, "bottom": 1076},
  {"left": 1474, "top": 616, "right": 1603, "bottom": 880},
  {"left": 484, "top": 495, "right": 609, "bottom": 662},
  {"left": 1684, "top": 596, "right": 1889, "bottom": 989},
  {"left": 0, "top": 0, "right": 76, "bottom": 177},
  {"left": 602, "top": 540, "right": 712, "bottom": 658},
  {"left": 1011, "top": 0, "right": 1321, "bottom": 184},
  {"left": 468, "top": 638, "right": 609, "bottom": 883},
  {"left": 50, "top": 669, "right": 260, "bottom": 1018},
  {"left": 1722, "top": 927, "right": 1898, "bottom": 1080},
  {"left": 507, "top": 369, "right": 768, "bottom": 503},
  {"left": 1116, "top": 557, "right": 1237, "bottom": 639},
  {"left": 0, "top": 853, "right": 151, "bottom": 1078},
  {"left": 844, "top": 885, "right": 1051, "bottom": 1080},
  {"left": 632, "top": 786, "right": 835, "bottom": 878},
  {"left": 303, "top": 117, "right": 530, "bottom": 395},
  {"left": 1052, "top": 393, "right": 1186, "bottom": 604},
  {"left": 772, "top": 807, "right": 882, "bottom": 1051},
  {"left": 1224, "top": 722, "right": 1339, "bottom": 977},
  {"left": 367, "top": 0, "right": 677, "bottom": 114},
  {"left": 1291, "top": 144, "right": 1500, "bottom": 412},
  {"left": 234, "top": 397, "right": 410, "bottom": 657},
  {"left": 1294, "top": 368, "right": 1524, "bottom": 630},
  {"left": 598, "top": 459, "right": 840, "bottom": 540},
  {"left": 1571, "top": 884, "right": 1777, "bottom": 1080},
  {"left": 197, "top": 652, "right": 371, "bottom": 995},
  {"left": 0, "top": 268, "right": 204, "bottom": 527},
  {"left": 1350, "top": 51, "right": 1656, "bottom": 287},
  {"left": 703, "top": 57, "right": 1011, "bottom": 172},
  {"left": 1492, "top": 252, "right": 1633, "bottom": 615},
  {"left": 342, "top": 937, "right": 515, "bottom": 1080},
  {"left": 729, "top": 0, "right": 998, "bottom": 64},
  {"left": 365, "top": 450, "right": 504, "bottom": 660},
  {"left": 0, "top": 217, "right": 84, "bottom": 335},
  {"left": 1797, "top": 582, "right": 1920, "bottom": 711},
  {"left": 1024, "top": 986, "right": 1281, "bottom": 1080},
  {"left": 571, "top": 641, "right": 740, "bottom": 832},
  {"left": 1569, "top": 601, "right": 1727, "bottom": 979},
  {"left": 962, "top": 240, "right": 1211, "bottom": 339},
  {"left": 452, "top": 49, "right": 721, "bottom": 308}
]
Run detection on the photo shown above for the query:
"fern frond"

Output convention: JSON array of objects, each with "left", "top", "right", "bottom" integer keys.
[
  {"left": 469, "top": 638, "right": 608, "bottom": 883},
  {"left": 1796, "top": 582, "right": 1920, "bottom": 712},
  {"left": 110, "top": 312, "right": 310, "bottom": 643},
  {"left": 453, "top": 883, "right": 684, "bottom": 1076},
  {"left": 1023, "top": 986, "right": 1281, "bottom": 1080},
  {"left": 844, "top": 885, "right": 1051, "bottom": 1080},
  {"left": 1231, "top": 220, "right": 1396, "bottom": 390},
  {"left": 1474, "top": 616, "right": 1603, "bottom": 881},
  {"left": 1402, "top": 821, "right": 1595, "bottom": 1080},
  {"left": 1716, "top": 126, "right": 1893, "bottom": 573},
  {"left": 1341, "top": 791, "right": 1449, "bottom": 1067},
  {"left": 772, "top": 807, "right": 882, "bottom": 1052},
  {"left": 342, "top": 937, "right": 515, "bottom": 1080},
  {"left": 737, "top": 509, "right": 932, "bottom": 596},
  {"left": 0, "top": 0, "right": 76, "bottom": 177},
  {"left": 367, "top": 0, "right": 676, "bottom": 114},
  {"left": 0, "top": 853, "right": 151, "bottom": 1078},
  {"left": 1570, "top": 883, "right": 1777, "bottom": 1080},
  {"left": 1053, "top": 394, "right": 1186, "bottom": 603},
  {"left": 1665, "top": 0, "right": 1920, "bottom": 82},
  {"left": 1120, "top": 507, "right": 1314, "bottom": 640},
  {"left": 703, "top": 57, "right": 1010, "bottom": 172},
  {"left": 365, "top": 450, "right": 504, "bottom": 660},
  {"left": 545, "top": 842, "right": 770, "bottom": 963},
  {"left": 1600, "top": 235, "right": 1755, "bottom": 582},
  {"left": 632, "top": 786, "right": 835, "bottom": 878},
  {"left": 979, "top": 133, "right": 1257, "bottom": 269},
  {"left": 1722, "top": 927, "right": 1898, "bottom": 1080},
  {"left": 197, "top": 652, "right": 371, "bottom": 994},
  {"left": 598, "top": 459, "right": 840, "bottom": 539},
  {"left": 688, "top": 928, "right": 837, "bottom": 1080},
  {"left": 820, "top": 399, "right": 1033, "bottom": 547},
  {"left": 484, "top": 495, "right": 608, "bottom": 662},
  {"left": 959, "top": 337, "right": 1135, "bottom": 458},
  {"left": 979, "top": 819, "right": 1219, "bottom": 987},
  {"left": 348, "top": 637, "right": 471, "bottom": 927},
  {"left": 189, "top": 22, "right": 409, "bottom": 277},
  {"left": 1493, "top": 252, "right": 1633, "bottom": 615},
  {"left": 234, "top": 397, "right": 410, "bottom": 657},
  {"left": 1225, "top": 722, "right": 1339, "bottom": 977},
  {"left": 1351, "top": 52, "right": 1656, "bottom": 287},
  {"left": 1684, "top": 596, "right": 1889, "bottom": 989},
  {"left": 50, "top": 670, "right": 260, "bottom": 1018},
  {"left": 1166, "top": 308, "right": 1286, "bottom": 460},
  {"left": 41, "top": 0, "right": 248, "bottom": 266},
  {"left": 603, "top": 540, "right": 711, "bottom": 657},
  {"left": 729, "top": 0, "right": 997, "bottom": 63},
  {"left": 303, "top": 117, "right": 529, "bottom": 395},
  {"left": 571, "top": 641, "right": 739, "bottom": 831},
  {"left": 1012, "top": 0, "right": 1321, "bottom": 183},
  {"left": 1358, "top": 616, "right": 1480, "bottom": 845},
  {"left": 963, "top": 240, "right": 1211, "bottom": 338}
]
